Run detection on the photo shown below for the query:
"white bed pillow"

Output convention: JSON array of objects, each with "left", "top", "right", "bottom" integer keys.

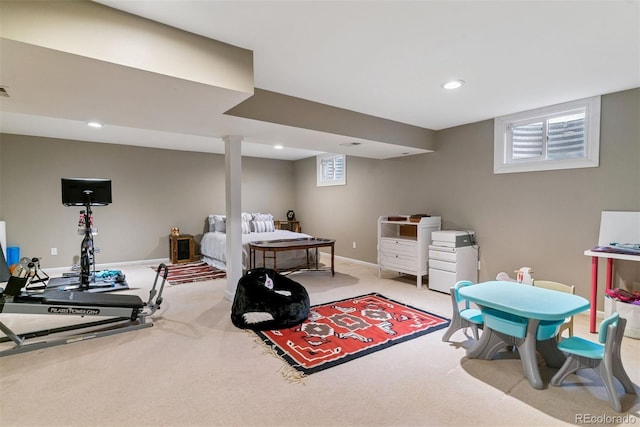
[
  {"left": 210, "top": 214, "right": 253, "bottom": 234},
  {"left": 251, "top": 220, "right": 275, "bottom": 233},
  {"left": 214, "top": 215, "right": 226, "bottom": 233},
  {"left": 251, "top": 213, "right": 273, "bottom": 221}
]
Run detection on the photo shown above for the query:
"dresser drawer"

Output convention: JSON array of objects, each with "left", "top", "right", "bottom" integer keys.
[
  {"left": 429, "top": 249, "right": 458, "bottom": 262},
  {"left": 429, "top": 259, "right": 457, "bottom": 272},
  {"left": 380, "top": 238, "right": 416, "bottom": 256},
  {"left": 380, "top": 253, "right": 417, "bottom": 270}
]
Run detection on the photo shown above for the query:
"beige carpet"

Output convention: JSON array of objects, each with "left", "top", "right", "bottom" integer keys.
[{"left": 0, "top": 257, "right": 638, "bottom": 427}]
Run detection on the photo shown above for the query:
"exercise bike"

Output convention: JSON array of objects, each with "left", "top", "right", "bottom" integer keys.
[
  {"left": 78, "top": 202, "right": 96, "bottom": 288},
  {"left": 71, "top": 191, "right": 127, "bottom": 291},
  {"left": 47, "top": 178, "right": 127, "bottom": 292}
]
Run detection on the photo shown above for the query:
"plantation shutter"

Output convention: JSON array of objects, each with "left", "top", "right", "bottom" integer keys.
[
  {"left": 510, "top": 111, "right": 586, "bottom": 161},
  {"left": 547, "top": 113, "right": 585, "bottom": 159},
  {"left": 321, "top": 155, "right": 345, "bottom": 182},
  {"left": 511, "top": 122, "right": 543, "bottom": 159}
]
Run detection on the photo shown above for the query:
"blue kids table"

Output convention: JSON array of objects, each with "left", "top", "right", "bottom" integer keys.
[{"left": 459, "top": 280, "right": 590, "bottom": 389}]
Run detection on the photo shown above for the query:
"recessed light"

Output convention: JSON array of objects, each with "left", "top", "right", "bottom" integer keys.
[
  {"left": 87, "top": 121, "right": 103, "bottom": 128},
  {"left": 442, "top": 80, "right": 464, "bottom": 90},
  {"left": 274, "top": 144, "right": 284, "bottom": 150}
]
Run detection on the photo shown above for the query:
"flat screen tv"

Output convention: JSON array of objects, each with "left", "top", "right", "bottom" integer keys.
[{"left": 61, "top": 178, "right": 112, "bottom": 206}]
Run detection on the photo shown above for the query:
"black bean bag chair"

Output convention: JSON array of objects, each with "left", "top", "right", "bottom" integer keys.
[{"left": 231, "top": 268, "right": 310, "bottom": 330}]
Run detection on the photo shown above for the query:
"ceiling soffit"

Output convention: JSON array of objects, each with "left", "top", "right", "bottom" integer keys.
[
  {"left": 226, "top": 89, "right": 436, "bottom": 152},
  {"left": 0, "top": 0, "right": 434, "bottom": 159}
]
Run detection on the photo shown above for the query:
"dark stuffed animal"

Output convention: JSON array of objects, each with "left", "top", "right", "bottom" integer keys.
[{"left": 231, "top": 268, "right": 310, "bottom": 330}]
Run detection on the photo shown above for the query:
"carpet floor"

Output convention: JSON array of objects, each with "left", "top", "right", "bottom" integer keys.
[{"left": 1, "top": 256, "right": 638, "bottom": 426}]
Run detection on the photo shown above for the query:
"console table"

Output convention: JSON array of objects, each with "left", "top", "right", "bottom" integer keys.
[{"left": 249, "top": 238, "right": 335, "bottom": 276}]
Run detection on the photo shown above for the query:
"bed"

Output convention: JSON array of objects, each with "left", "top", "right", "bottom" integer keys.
[{"left": 200, "top": 213, "right": 316, "bottom": 272}]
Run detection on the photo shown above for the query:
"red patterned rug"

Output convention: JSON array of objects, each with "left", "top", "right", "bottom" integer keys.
[
  {"left": 254, "top": 293, "right": 449, "bottom": 376},
  {"left": 161, "top": 261, "right": 226, "bottom": 284}
]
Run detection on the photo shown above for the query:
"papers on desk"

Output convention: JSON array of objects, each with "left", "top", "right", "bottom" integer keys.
[
  {"left": 591, "top": 245, "right": 640, "bottom": 256},
  {"left": 610, "top": 243, "right": 640, "bottom": 250}
]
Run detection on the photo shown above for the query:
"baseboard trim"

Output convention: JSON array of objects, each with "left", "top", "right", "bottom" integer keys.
[
  {"left": 316, "top": 251, "right": 377, "bottom": 268},
  {"left": 45, "top": 253, "right": 373, "bottom": 276},
  {"left": 336, "top": 254, "right": 377, "bottom": 268}
]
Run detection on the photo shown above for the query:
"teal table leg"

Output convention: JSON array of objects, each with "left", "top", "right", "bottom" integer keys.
[
  {"left": 537, "top": 338, "right": 566, "bottom": 368},
  {"left": 467, "top": 328, "right": 514, "bottom": 360},
  {"left": 517, "top": 319, "right": 544, "bottom": 389}
]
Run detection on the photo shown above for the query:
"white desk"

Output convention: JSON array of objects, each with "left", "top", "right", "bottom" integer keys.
[
  {"left": 584, "top": 249, "right": 640, "bottom": 333},
  {"left": 585, "top": 211, "right": 640, "bottom": 333}
]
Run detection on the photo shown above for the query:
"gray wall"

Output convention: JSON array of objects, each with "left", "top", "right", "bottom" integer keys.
[
  {"left": 0, "top": 135, "right": 294, "bottom": 268},
  {"left": 295, "top": 88, "right": 640, "bottom": 306},
  {"left": 0, "top": 88, "right": 638, "bottom": 308}
]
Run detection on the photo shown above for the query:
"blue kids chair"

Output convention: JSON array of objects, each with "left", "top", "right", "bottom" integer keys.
[
  {"left": 442, "top": 280, "right": 483, "bottom": 342},
  {"left": 550, "top": 312, "right": 636, "bottom": 412}
]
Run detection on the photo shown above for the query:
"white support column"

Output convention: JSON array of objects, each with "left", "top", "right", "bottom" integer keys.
[{"left": 223, "top": 135, "right": 243, "bottom": 301}]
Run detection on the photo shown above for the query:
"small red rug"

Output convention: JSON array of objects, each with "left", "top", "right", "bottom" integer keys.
[
  {"left": 254, "top": 293, "right": 449, "bottom": 376},
  {"left": 161, "top": 261, "right": 226, "bottom": 284}
]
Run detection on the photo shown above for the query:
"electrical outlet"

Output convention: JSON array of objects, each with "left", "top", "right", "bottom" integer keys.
[
  {"left": 352, "top": 241, "right": 357, "bottom": 249},
  {"left": 51, "top": 248, "right": 57, "bottom": 256}
]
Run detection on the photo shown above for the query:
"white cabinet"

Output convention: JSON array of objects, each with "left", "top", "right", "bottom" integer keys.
[
  {"left": 428, "top": 245, "right": 479, "bottom": 293},
  {"left": 377, "top": 215, "right": 441, "bottom": 288}
]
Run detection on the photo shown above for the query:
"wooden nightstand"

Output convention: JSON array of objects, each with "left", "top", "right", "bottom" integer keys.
[
  {"left": 274, "top": 220, "right": 301, "bottom": 233},
  {"left": 170, "top": 234, "right": 195, "bottom": 264}
]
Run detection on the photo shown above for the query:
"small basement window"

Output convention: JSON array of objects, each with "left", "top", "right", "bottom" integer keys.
[
  {"left": 317, "top": 153, "right": 346, "bottom": 187},
  {"left": 494, "top": 96, "right": 601, "bottom": 174}
]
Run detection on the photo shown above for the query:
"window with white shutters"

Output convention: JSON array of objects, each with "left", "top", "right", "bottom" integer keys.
[
  {"left": 317, "top": 154, "right": 346, "bottom": 186},
  {"left": 494, "top": 96, "right": 600, "bottom": 174}
]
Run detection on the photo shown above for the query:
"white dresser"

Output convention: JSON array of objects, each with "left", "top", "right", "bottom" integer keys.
[
  {"left": 377, "top": 215, "right": 441, "bottom": 288},
  {"left": 428, "top": 230, "right": 479, "bottom": 293}
]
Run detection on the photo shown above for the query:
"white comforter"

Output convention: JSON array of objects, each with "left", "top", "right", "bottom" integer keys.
[{"left": 200, "top": 230, "right": 314, "bottom": 271}]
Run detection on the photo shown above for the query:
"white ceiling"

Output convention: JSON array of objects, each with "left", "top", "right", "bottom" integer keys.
[{"left": 1, "top": 0, "right": 638, "bottom": 161}]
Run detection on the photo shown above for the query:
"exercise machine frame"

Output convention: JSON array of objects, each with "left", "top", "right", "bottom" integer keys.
[
  {"left": 0, "top": 264, "right": 168, "bottom": 357},
  {"left": 54, "top": 178, "right": 126, "bottom": 292},
  {"left": 79, "top": 203, "right": 95, "bottom": 288}
]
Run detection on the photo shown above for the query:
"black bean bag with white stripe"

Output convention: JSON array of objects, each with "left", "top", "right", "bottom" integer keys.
[{"left": 231, "top": 268, "right": 310, "bottom": 330}]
